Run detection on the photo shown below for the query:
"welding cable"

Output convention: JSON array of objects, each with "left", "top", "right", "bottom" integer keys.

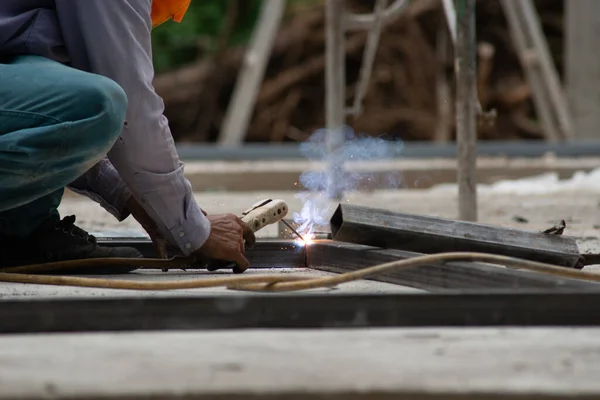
[{"left": 1, "top": 252, "right": 600, "bottom": 292}]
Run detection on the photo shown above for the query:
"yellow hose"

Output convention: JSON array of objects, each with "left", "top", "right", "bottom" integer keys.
[{"left": 0, "top": 251, "right": 598, "bottom": 293}]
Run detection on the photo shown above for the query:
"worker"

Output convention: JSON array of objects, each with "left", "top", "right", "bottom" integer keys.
[{"left": 0, "top": 0, "right": 256, "bottom": 273}]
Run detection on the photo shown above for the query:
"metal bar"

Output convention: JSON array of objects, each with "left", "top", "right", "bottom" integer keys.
[
  {"left": 442, "top": 0, "right": 492, "bottom": 124},
  {"left": 455, "top": 0, "right": 478, "bottom": 221},
  {"left": 347, "top": 0, "right": 387, "bottom": 117},
  {"left": 434, "top": 15, "right": 453, "bottom": 142},
  {"left": 325, "top": 0, "right": 347, "bottom": 200},
  {"left": 4, "top": 291, "right": 600, "bottom": 334},
  {"left": 309, "top": 241, "right": 595, "bottom": 291},
  {"left": 97, "top": 238, "right": 306, "bottom": 269},
  {"left": 329, "top": 203, "right": 584, "bottom": 269},
  {"left": 218, "top": 0, "right": 287, "bottom": 146},
  {"left": 441, "top": 0, "right": 457, "bottom": 45},
  {"left": 518, "top": 0, "right": 572, "bottom": 139},
  {"left": 500, "top": 0, "right": 561, "bottom": 142}
]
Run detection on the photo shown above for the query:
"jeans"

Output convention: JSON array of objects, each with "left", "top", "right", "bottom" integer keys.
[{"left": 0, "top": 55, "right": 127, "bottom": 236}]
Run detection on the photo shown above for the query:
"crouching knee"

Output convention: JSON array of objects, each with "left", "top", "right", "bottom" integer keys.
[
  {"left": 85, "top": 76, "right": 128, "bottom": 147},
  {"left": 70, "top": 75, "right": 128, "bottom": 156}
]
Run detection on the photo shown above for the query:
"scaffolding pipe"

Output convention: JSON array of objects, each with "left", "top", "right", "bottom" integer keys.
[
  {"left": 325, "top": 0, "right": 347, "bottom": 200},
  {"left": 344, "top": 0, "right": 408, "bottom": 30},
  {"left": 348, "top": 0, "right": 388, "bottom": 117},
  {"left": 455, "top": 0, "right": 478, "bottom": 221}
]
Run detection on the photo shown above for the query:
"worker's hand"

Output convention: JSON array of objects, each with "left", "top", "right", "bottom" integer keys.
[
  {"left": 194, "top": 213, "right": 256, "bottom": 272},
  {"left": 125, "top": 196, "right": 169, "bottom": 259}
]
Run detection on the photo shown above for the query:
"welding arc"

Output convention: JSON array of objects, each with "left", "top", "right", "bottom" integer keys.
[{"left": 1, "top": 252, "right": 600, "bottom": 292}]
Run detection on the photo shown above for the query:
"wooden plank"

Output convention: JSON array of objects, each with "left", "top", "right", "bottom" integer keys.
[
  {"left": 329, "top": 203, "right": 584, "bottom": 268},
  {"left": 565, "top": 0, "right": 600, "bottom": 140},
  {"left": 4, "top": 291, "right": 600, "bottom": 334},
  {"left": 455, "top": 0, "right": 478, "bottom": 221},
  {"left": 309, "top": 241, "right": 595, "bottom": 291},
  {"left": 5, "top": 329, "right": 600, "bottom": 400}
]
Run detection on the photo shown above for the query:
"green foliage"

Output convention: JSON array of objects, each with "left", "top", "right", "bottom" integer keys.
[{"left": 151, "top": 0, "right": 263, "bottom": 73}]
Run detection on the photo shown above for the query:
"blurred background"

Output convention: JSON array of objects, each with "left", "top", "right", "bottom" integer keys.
[
  {"left": 151, "top": 0, "right": 567, "bottom": 145},
  {"left": 64, "top": 0, "right": 600, "bottom": 239}
]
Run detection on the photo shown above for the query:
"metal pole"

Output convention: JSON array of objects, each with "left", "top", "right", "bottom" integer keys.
[
  {"left": 325, "top": 0, "right": 346, "bottom": 200},
  {"left": 348, "top": 0, "right": 387, "bottom": 117},
  {"left": 455, "top": 0, "right": 478, "bottom": 221},
  {"left": 218, "top": 0, "right": 287, "bottom": 146}
]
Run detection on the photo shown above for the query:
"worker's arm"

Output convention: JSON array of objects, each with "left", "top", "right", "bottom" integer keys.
[
  {"left": 54, "top": 0, "right": 210, "bottom": 255},
  {"left": 68, "top": 158, "right": 132, "bottom": 221}
]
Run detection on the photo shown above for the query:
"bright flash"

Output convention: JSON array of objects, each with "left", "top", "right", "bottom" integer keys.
[
  {"left": 303, "top": 233, "right": 315, "bottom": 245},
  {"left": 295, "top": 233, "right": 315, "bottom": 247}
]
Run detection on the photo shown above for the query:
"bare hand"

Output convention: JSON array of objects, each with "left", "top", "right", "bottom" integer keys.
[{"left": 195, "top": 213, "right": 256, "bottom": 272}]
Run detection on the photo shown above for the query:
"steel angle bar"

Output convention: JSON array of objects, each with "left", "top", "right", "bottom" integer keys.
[
  {"left": 4, "top": 291, "right": 600, "bottom": 334},
  {"left": 329, "top": 204, "right": 584, "bottom": 269},
  {"left": 308, "top": 241, "right": 596, "bottom": 291},
  {"left": 96, "top": 238, "right": 306, "bottom": 269}
]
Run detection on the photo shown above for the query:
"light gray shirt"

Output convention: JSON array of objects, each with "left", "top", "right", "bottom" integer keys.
[{"left": 0, "top": 0, "right": 211, "bottom": 255}]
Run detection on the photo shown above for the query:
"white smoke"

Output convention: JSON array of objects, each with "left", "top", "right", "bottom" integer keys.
[{"left": 293, "top": 125, "right": 403, "bottom": 236}]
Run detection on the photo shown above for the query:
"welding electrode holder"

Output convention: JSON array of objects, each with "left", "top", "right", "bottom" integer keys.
[{"left": 204, "top": 199, "right": 289, "bottom": 273}]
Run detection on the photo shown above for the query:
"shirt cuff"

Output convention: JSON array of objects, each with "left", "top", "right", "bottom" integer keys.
[
  {"left": 168, "top": 196, "right": 212, "bottom": 256},
  {"left": 68, "top": 158, "right": 131, "bottom": 221},
  {"left": 130, "top": 162, "right": 211, "bottom": 256}
]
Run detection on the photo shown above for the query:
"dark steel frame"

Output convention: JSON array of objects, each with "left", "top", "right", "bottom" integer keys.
[
  {"left": 1, "top": 237, "right": 599, "bottom": 334},
  {"left": 98, "top": 238, "right": 307, "bottom": 269},
  {"left": 4, "top": 291, "right": 600, "bottom": 334}
]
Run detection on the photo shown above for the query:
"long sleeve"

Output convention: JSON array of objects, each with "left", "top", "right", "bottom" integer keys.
[
  {"left": 68, "top": 158, "right": 132, "bottom": 221},
  {"left": 54, "top": 0, "right": 210, "bottom": 255}
]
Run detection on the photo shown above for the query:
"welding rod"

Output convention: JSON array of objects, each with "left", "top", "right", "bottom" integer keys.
[{"left": 282, "top": 220, "right": 305, "bottom": 241}]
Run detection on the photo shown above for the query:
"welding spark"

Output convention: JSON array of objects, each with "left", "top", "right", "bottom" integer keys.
[{"left": 295, "top": 233, "right": 315, "bottom": 247}]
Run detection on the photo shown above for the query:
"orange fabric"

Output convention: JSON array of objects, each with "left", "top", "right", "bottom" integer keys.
[{"left": 151, "top": 0, "right": 191, "bottom": 28}]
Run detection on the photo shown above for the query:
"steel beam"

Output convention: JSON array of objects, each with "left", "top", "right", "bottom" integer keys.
[
  {"left": 4, "top": 291, "right": 600, "bottom": 334},
  {"left": 308, "top": 241, "right": 595, "bottom": 291},
  {"left": 97, "top": 237, "right": 592, "bottom": 290},
  {"left": 329, "top": 204, "right": 584, "bottom": 269},
  {"left": 97, "top": 238, "right": 306, "bottom": 269}
]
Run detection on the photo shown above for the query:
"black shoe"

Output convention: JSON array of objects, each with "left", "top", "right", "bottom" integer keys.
[{"left": 0, "top": 214, "right": 142, "bottom": 274}]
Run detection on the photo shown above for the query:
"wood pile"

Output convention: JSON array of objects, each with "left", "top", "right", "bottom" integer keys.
[{"left": 154, "top": 0, "right": 565, "bottom": 143}]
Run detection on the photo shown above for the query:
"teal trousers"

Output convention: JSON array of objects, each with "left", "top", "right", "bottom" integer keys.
[{"left": 0, "top": 55, "right": 127, "bottom": 236}]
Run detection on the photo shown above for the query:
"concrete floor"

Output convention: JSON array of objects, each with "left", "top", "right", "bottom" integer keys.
[
  {"left": 0, "top": 268, "right": 419, "bottom": 299},
  {"left": 3, "top": 167, "right": 600, "bottom": 399},
  {"left": 2, "top": 327, "right": 600, "bottom": 399}
]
